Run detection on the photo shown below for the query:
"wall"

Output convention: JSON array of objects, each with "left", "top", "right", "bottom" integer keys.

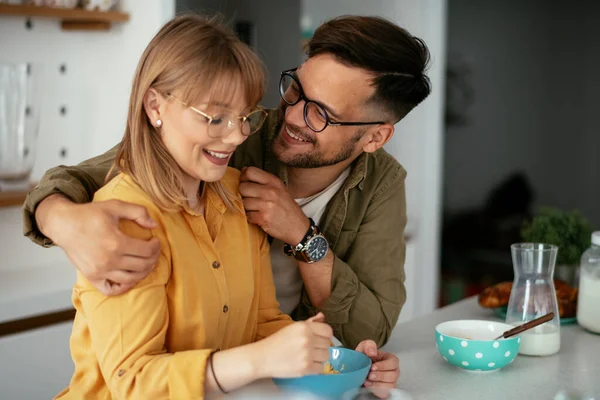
[
  {"left": 179, "top": 0, "right": 302, "bottom": 108},
  {"left": 0, "top": 0, "right": 174, "bottom": 269},
  {"left": 302, "top": 0, "right": 447, "bottom": 319},
  {"left": 578, "top": 2, "right": 600, "bottom": 228},
  {"left": 0, "top": 322, "right": 74, "bottom": 399},
  {"left": 0, "top": 1, "right": 175, "bottom": 396},
  {"left": 224, "top": 0, "right": 301, "bottom": 108},
  {"left": 0, "top": 0, "right": 175, "bottom": 271},
  {"left": 445, "top": 0, "right": 600, "bottom": 228}
]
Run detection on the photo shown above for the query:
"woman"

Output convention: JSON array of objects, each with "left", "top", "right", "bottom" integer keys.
[{"left": 55, "top": 14, "right": 332, "bottom": 399}]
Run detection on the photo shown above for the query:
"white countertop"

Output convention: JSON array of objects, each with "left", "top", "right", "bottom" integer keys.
[
  {"left": 225, "top": 297, "right": 600, "bottom": 400},
  {"left": 381, "top": 297, "right": 600, "bottom": 399},
  {"left": 0, "top": 206, "right": 75, "bottom": 324},
  {"left": 0, "top": 263, "right": 75, "bottom": 323}
]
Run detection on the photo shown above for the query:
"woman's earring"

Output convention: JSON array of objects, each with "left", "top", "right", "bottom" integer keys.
[{"left": 156, "top": 119, "right": 162, "bottom": 127}]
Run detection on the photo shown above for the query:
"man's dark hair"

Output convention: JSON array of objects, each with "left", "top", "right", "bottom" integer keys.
[{"left": 306, "top": 15, "right": 431, "bottom": 122}]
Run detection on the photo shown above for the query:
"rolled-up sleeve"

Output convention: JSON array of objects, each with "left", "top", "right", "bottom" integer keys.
[
  {"left": 299, "top": 170, "right": 407, "bottom": 349},
  {"left": 22, "top": 145, "right": 118, "bottom": 246}
]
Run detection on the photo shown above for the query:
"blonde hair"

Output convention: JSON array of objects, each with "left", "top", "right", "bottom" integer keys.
[{"left": 112, "top": 13, "right": 265, "bottom": 212}]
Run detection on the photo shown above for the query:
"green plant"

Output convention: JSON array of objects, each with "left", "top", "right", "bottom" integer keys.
[{"left": 521, "top": 207, "right": 593, "bottom": 266}]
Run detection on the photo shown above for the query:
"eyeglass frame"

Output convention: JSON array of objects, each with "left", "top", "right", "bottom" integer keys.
[
  {"left": 166, "top": 93, "right": 268, "bottom": 137},
  {"left": 279, "top": 68, "right": 386, "bottom": 133}
]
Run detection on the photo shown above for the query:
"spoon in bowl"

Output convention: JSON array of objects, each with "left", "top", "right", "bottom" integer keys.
[{"left": 494, "top": 312, "right": 555, "bottom": 340}]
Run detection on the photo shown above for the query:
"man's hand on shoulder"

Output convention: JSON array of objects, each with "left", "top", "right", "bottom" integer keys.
[{"left": 37, "top": 195, "right": 161, "bottom": 295}]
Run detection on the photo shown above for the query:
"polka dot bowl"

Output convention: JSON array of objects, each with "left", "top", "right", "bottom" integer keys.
[{"left": 435, "top": 320, "right": 520, "bottom": 372}]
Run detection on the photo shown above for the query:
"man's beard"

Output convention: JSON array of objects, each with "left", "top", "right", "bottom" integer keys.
[{"left": 272, "top": 118, "right": 363, "bottom": 169}]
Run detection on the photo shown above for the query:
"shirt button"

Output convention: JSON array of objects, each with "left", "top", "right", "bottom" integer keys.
[
  {"left": 212, "top": 261, "right": 220, "bottom": 269},
  {"left": 223, "top": 305, "right": 229, "bottom": 313},
  {"left": 117, "top": 369, "right": 126, "bottom": 377}
]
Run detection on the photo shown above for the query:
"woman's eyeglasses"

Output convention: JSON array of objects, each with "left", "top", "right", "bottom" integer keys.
[{"left": 168, "top": 94, "right": 268, "bottom": 139}]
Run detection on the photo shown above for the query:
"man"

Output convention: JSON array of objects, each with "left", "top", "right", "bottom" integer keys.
[{"left": 23, "top": 15, "right": 430, "bottom": 388}]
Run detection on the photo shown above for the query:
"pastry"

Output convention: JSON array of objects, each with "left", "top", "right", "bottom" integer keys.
[
  {"left": 478, "top": 280, "right": 578, "bottom": 318},
  {"left": 478, "top": 281, "right": 513, "bottom": 308}
]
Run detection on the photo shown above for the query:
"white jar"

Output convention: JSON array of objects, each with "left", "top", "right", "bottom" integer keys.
[{"left": 577, "top": 231, "right": 600, "bottom": 334}]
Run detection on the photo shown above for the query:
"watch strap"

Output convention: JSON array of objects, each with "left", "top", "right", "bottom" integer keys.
[{"left": 283, "top": 218, "right": 316, "bottom": 256}]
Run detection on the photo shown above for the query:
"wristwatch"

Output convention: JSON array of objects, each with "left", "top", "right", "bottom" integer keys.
[{"left": 283, "top": 218, "right": 329, "bottom": 263}]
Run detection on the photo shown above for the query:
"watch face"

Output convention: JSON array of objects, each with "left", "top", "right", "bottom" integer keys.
[{"left": 306, "top": 235, "right": 329, "bottom": 262}]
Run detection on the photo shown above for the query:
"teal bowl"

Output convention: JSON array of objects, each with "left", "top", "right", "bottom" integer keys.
[
  {"left": 273, "top": 347, "right": 372, "bottom": 399},
  {"left": 435, "top": 320, "right": 521, "bottom": 372}
]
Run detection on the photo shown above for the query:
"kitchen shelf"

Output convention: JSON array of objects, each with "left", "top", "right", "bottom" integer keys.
[
  {"left": 0, "top": 4, "right": 129, "bottom": 31},
  {"left": 0, "top": 187, "right": 33, "bottom": 208}
]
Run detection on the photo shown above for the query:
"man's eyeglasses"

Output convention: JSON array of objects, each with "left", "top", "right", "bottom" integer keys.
[
  {"left": 279, "top": 68, "right": 385, "bottom": 133},
  {"left": 168, "top": 93, "right": 268, "bottom": 139}
]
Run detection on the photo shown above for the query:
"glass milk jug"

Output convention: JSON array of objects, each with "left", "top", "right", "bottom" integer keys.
[
  {"left": 506, "top": 243, "right": 561, "bottom": 356},
  {"left": 0, "top": 63, "right": 41, "bottom": 191},
  {"left": 577, "top": 231, "right": 600, "bottom": 334}
]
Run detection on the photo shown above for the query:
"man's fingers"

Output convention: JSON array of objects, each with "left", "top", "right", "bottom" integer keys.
[
  {"left": 115, "top": 253, "right": 159, "bottom": 274},
  {"left": 367, "top": 369, "right": 399, "bottom": 384},
  {"left": 105, "top": 282, "right": 136, "bottom": 296},
  {"left": 240, "top": 166, "right": 278, "bottom": 185},
  {"left": 356, "top": 339, "right": 379, "bottom": 358},
  {"left": 245, "top": 211, "right": 263, "bottom": 227},
  {"left": 118, "top": 234, "right": 161, "bottom": 261},
  {"left": 94, "top": 280, "right": 135, "bottom": 296},
  {"left": 372, "top": 356, "right": 399, "bottom": 372},
  {"left": 238, "top": 181, "right": 265, "bottom": 198},
  {"left": 364, "top": 381, "right": 396, "bottom": 389},
  {"left": 107, "top": 200, "right": 157, "bottom": 229},
  {"left": 239, "top": 166, "right": 250, "bottom": 182},
  {"left": 105, "top": 270, "right": 149, "bottom": 287},
  {"left": 242, "top": 198, "right": 264, "bottom": 212}
]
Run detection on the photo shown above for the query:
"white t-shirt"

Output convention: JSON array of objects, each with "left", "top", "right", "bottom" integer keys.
[{"left": 271, "top": 168, "right": 350, "bottom": 314}]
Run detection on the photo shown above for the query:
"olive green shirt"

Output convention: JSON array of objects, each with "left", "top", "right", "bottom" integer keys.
[{"left": 22, "top": 109, "right": 408, "bottom": 349}]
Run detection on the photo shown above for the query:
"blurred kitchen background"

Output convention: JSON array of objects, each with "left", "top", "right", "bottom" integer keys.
[{"left": 0, "top": 0, "right": 598, "bottom": 398}]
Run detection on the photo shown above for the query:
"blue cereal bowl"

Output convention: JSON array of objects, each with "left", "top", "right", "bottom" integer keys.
[
  {"left": 435, "top": 319, "right": 521, "bottom": 372},
  {"left": 273, "top": 347, "right": 372, "bottom": 399}
]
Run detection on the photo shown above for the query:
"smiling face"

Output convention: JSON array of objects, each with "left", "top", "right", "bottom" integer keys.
[
  {"left": 116, "top": 14, "right": 267, "bottom": 211},
  {"left": 272, "top": 15, "right": 433, "bottom": 171},
  {"left": 158, "top": 86, "right": 250, "bottom": 183},
  {"left": 272, "top": 53, "right": 390, "bottom": 169}
]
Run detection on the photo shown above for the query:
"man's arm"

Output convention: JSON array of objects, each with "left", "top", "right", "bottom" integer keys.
[
  {"left": 238, "top": 165, "right": 404, "bottom": 387},
  {"left": 238, "top": 165, "right": 407, "bottom": 349},
  {"left": 298, "top": 171, "right": 407, "bottom": 349},
  {"left": 22, "top": 145, "right": 118, "bottom": 246},
  {"left": 22, "top": 144, "right": 161, "bottom": 296}
]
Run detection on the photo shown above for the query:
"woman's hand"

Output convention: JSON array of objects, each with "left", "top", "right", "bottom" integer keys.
[{"left": 256, "top": 313, "right": 333, "bottom": 378}]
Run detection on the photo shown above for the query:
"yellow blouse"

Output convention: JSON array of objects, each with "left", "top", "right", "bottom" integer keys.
[{"left": 55, "top": 169, "right": 292, "bottom": 400}]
